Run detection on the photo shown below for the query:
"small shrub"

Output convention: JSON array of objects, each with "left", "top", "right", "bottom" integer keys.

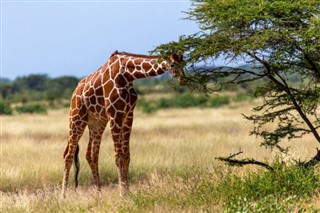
[
  {"left": 173, "top": 94, "right": 208, "bottom": 108},
  {"left": 233, "top": 93, "right": 253, "bottom": 102},
  {"left": 137, "top": 94, "right": 232, "bottom": 113},
  {"left": 225, "top": 195, "right": 299, "bottom": 212},
  {"left": 15, "top": 103, "right": 47, "bottom": 114},
  {"left": 136, "top": 99, "right": 157, "bottom": 114},
  {"left": 157, "top": 98, "right": 172, "bottom": 109},
  {"left": 218, "top": 161, "right": 319, "bottom": 211},
  {"left": 0, "top": 100, "right": 13, "bottom": 115},
  {"left": 207, "top": 95, "right": 230, "bottom": 108},
  {"left": 120, "top": 161, "right": 319, "bottom": 212}
]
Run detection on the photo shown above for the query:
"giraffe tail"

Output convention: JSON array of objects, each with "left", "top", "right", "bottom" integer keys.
[{"left": 74, "top": 145, "right": 80, "bottom": 188}]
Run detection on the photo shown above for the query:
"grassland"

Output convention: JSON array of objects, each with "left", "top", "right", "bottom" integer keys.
[{"left": 1, "top": 102, "right": 320, "bottom": 212}]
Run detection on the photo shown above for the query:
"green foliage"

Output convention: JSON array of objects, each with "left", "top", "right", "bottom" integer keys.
[
  {"left": 159, "top": 94, "right": 208, "bottom": 108},
  {"left": 0, "top": 100, "right": 13, "bottom": 115},
  {"left": 155, "top": 0, "right": 320, "bottom": 153},
  {"left": 0, "top": 82, "right": 14, "bottom": 99},
  {"left": 136, "top": 99, "right": 158, "bottom": 114},
  {"left": 233, "top": 92, "right": 254, "bottom": 103},
  {"left": 15, "top": 103, "right": 47, "bottom": 114},
  {"left": 13, "top": 74, "right": 49, "bottom": 91},
  {"left": 225, "top": 195, "right": 298, "bottom": 212},
  {"left": 121, "top": 161, "right": 319, "bottom": 212},
  {"left": 220, "top": 161, "right": 319, "bottom": 212},
  {"left": 206, "top": 95, "right": 230, "bottom": 108},
  {"left": 45, "top": 76, "right": 79, "bottom": 101},
  {"left": 222, "top": 163, "right": 317, "bottom": 200},
  {"left": 137, "top": 94, "right": 231, "bottom": 113},
  {"left": 1, "top": 74, "right": 79, "bottom": 103},
  {"left": 133, "top": 75, "right": 173, "bottom": 94}
]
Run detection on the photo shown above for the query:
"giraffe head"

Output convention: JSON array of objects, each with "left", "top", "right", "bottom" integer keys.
[{"left": 168, "top": 53, "right": 186, "bottom": 85}]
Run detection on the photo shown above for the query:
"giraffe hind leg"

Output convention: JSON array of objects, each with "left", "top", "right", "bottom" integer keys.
[
  {"left": 74, "top": 145, "right": 80, "bottom": 188},
  {"left": 63, "top": 143, "right": 80, "bottom": 185},
  {"left": 86, "top": 119, "right": 107, "bottom": 189},
  {"left": 61, "top": 120, "right": 87, "bottom": 198}
]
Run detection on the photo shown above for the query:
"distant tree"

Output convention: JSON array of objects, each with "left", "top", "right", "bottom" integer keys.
[
  {"left": 0, "top": 74, "right": 80, "bottom": 103},
  {"left": 45, "top": 76, "right": 79, "bottom": 100},
  {"left": 155, "top": 0, "right": 320, "bottom": 158},
  {"left": 13, "top": 74, "right": 49, "bottom": 91},
  {"left": 0, "top": 99, "right": 12, "bottom": 115},
  {"left": 0, "top": 83, "right": 13, "bottom": 99},
  {"left": 0, "top": 77, "right": 11, "bottom": 84}
]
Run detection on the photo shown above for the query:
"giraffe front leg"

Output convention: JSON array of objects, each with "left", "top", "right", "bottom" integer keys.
[
  {"left": 85, "top": 139, "right": 101, "bottom": 189},
  {"left": 86, "top": 121, "right": 106, "bottom": 190},
  {"left": 120, "top": 112, "right": 134, "bottom": 193},
  {"left": 86, "top": 126, "right": 104, "bottom": 190},
  {"left": 110, "top": 118, "right": 128, "bottom": 196}
]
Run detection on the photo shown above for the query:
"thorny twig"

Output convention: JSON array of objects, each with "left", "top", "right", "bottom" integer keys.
[{"left": 216, "top": 149, "right": 274, "bottom": 171}]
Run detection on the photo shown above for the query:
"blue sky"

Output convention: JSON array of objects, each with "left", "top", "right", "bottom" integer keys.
[{"left": 1, "top": 0, "right": 199, "bottom": 80}]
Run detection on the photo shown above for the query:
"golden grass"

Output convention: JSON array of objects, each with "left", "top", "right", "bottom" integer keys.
[{"left": 1, "top": 104, "right": 319, "bottom": 211}]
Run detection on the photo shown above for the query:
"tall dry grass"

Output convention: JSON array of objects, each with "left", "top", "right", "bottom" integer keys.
[{"left": 1, "top": 104, "right": 319, "bottom": 212}]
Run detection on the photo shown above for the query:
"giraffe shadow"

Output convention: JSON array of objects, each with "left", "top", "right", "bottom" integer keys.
[
  {"left": 101, "top": 171, "right": 149, "bottom": 186},
  {"left": 75, "top": 169, "right": 149, "bottom": 188},
  {"left": 77, "top": 171, "right": 150, "bottom": 189}
]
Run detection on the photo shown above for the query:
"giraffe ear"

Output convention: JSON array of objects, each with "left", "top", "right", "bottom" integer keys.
[{"left": 170, "top": 52, "right": 183, "bottom": 62}]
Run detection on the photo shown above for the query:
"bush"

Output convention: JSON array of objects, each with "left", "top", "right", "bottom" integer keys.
[
  {"left": 207, "top": 95, "right": 230, "bottom": 108},
  {"left": 137, "top": 94, "right": 232, "bottom": 113},
  {"left": 136, "top": 99, "right": 157, "bottom": 114},
  {"left": 0, "top": 100, "right": 13, "bottom": 115},
  {"left": 126, "top": 161, "right": 315, "bottom": 211},
  {"left": 218, "top": 161, "right": 319, "bottom": 211},
  {"left": 233, "top": 93, "right": 253, "bottom": 103},
  {"left": 173, "top": 94, "right": 208, "bottom": 108},
  {"left": 123, "top": 160, "right": 319, "bottom": 212},
  {"left": 15, "top": 103, "right": 47, "bottom": 114},
  {"left": 156, "top": 94, "right": 207, "bottom": 109}
]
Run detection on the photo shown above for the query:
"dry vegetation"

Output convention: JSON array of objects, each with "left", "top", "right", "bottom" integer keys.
[{"left": 1, "top": 102, "right": 319, "bottom": 212}]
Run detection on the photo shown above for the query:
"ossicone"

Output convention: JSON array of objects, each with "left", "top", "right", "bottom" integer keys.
[{"left": 110, "top": 50, "right": 119, "bottom": 58}]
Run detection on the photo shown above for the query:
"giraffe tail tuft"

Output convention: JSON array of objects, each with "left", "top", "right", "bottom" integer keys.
[{"left": 74, "top": 145, "right": 80, "bottom": 188}]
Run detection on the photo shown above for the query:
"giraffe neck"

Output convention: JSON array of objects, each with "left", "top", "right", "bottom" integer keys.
[{"left": 115, "top": 53, "right": 170, "bottom": 81}]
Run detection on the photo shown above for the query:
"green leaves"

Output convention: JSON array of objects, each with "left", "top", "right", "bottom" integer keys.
[{"left": 155, "top": 0, "right": 320, "bottom": 152}]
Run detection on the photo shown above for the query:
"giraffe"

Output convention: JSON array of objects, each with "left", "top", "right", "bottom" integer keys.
[{"left": 61, "top": 50, "right": 185, "bottom": 197}]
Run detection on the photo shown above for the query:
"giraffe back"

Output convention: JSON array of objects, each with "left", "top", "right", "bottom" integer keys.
[{"left": 70, "top": 55, "right": 136, "bottom": 122}]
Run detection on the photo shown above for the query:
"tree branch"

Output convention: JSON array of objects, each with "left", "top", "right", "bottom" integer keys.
[
  {"left": 247, "top": 51, "right": 320, "bottom": 145},
  {"left": 303, "top": 148, "right": 320, "bottom": 167},
  {"left": 284, "top": 35, "right": 320, "bottom": 79},
  {"left": 215, "top": 150, "right": 274, "bottom": 171}
]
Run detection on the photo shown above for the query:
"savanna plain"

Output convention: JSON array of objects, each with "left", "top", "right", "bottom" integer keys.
[{"left": 1, "top": 100, "right": 320, "bottom": 212}]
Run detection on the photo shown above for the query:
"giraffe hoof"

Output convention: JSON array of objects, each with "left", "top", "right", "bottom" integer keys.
[
  {"left": 119, "top": 187, "right": 129, "bottom": 197},
  {"left": 60, "top": 192, "right": 66, "bottom": 200}
]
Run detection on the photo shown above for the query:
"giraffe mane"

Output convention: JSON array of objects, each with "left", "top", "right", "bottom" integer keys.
[{"left": 110, "top": 50, "right": 160, "bottom": 59}]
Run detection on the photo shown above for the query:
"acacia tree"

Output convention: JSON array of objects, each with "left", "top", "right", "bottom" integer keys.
[{"left": 155, "top": 0, "right": 320, "bottom": 159}]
